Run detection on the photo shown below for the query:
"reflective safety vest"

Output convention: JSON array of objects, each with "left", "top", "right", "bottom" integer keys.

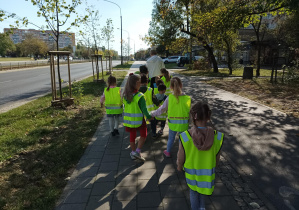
[
  {"left": 123, "top": 92, "right": 144, "bottom": 128},
  {"left": 161, "top": 76, "right": 172, "bottom": 95},
  {"left": 143, "top": 87, "right": 156, "bottom": 112},
  {"left": 154, "top": 87, "right": 159, "bottom": 95},
  {"left": 179, "top": 130, "right": 224, "bottom": 195},
  {"left": 155, "top": 100, "right": 167, "bottom": 121},
  {"left": 104, "top": 87, "right": 122, "bottom": 115},
  {"left": 168, "top": 94, "right": 191, "bottom": 132}
]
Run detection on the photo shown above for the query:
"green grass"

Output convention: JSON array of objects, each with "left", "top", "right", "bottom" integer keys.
[
  {"left": 178, "top": 68, "right": 284, "bottom": 77},
  {"left": 113, "top": 61, "right": 134, "bottom": 69},
  {"left": 0, "top": 57, "right": 33, "bottom": 61},
  {"left": 0, "top": 71, "right": 127, "bottom": 210},
  {"left": 165, "top": 62, "right": 179, "bottom": 69}
]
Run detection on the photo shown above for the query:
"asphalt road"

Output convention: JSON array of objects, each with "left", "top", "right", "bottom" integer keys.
[
  {"left": 0, "top": 60, "right": 121, "bottom": 112},
  {"left": 176, "top": 73, "right": 299, "bottom": 210}
]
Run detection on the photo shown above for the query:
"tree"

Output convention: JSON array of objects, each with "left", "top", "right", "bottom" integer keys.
[
  {"left": 0, "top": 33, "right": 15, "bottom": 56},
  {"left": 101, "top": 18, "right": 114, "bottom": 55},
  {"left": 19, "top": 34, "right": 48, "bottom": 57},
  {"left": 81, "top": 6, "right": 102, "bottom": 52}
]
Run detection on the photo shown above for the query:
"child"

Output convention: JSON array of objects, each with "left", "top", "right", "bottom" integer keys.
[
  {"left": 139, "top": 65, "right": 151, "bottom": 87},
  {"left": 160, "top": 68, "right": 172, "bottom": 95},
  {"left": 155, "top": 84, "right": 167, "bottom": 135},
  {"left": 139, "top": 74, "right": 159, "bottom": 139},
  {"left": 151, "top": 77, "right": 191, "bottom": 157},
  {"left": 154, "top": 79, "right": 164, "bottom": 95},
  {"left": 177, "top": 101, "right": 224, "bottom": 210},
  {"left": 100, "top": 75, "right": 122, "bottom": 136},
  {"left": 123, "top": 73, "right": 153, "bottom": 161}
]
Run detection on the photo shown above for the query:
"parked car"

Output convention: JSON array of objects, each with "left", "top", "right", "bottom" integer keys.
[
  {"left": 194, "top": 55, "right": 205, "bottom": 61},
  {"left": 164, "top": 56, "right": 179, "bottom": 64},
  {"left": 177, "top": 56, "right": 190, "bottom": 67}
]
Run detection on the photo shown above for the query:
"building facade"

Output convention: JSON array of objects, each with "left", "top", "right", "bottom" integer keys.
[{"left": 3, "top": 28, "right": 75, "bottom": 49}]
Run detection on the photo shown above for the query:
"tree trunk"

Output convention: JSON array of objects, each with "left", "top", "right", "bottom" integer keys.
[
  {"left": 203, "top": 44, "right": 218, "bottom": 73},
  {"left": 225, "top": 39, "right": 233, "bottom": 75},
  {"left": 56, "top": 2, "right": 62, "bottom": 100},
  {"left": 256, "top": 45, "right": 261, "bottom": 77}
]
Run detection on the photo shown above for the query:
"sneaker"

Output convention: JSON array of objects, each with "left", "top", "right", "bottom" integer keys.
[
  {"left": 111, "top": 131, "right": 116, "bottom": 136},
  {"left": 114, "top": 129, "right": 120, "bottom": 135},
  {"left": 163, "top": 150, "right": 171, "bottom": 158},
  {"left": 157, "top": 129, "right": 163, "bottom": 135},
  {"left": 130, "top": 152, "right": 137, "bottom": 160},
  {"left": 132, "top": 151, "right": 145, "bottom": 161},
  {"left": 152, "top": 134, "right": 157, "bottom": 139}
]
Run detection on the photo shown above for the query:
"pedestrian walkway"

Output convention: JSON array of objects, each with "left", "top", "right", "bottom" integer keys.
[{"left": 56, "top": 61, "right": 269, "bottom": 210}]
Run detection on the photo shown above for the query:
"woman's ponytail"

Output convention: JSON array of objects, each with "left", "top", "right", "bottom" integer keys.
[{"left": 170, "top": 77, "right": 182, "bottom": 103}]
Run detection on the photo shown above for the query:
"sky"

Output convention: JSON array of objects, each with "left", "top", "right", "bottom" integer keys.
[{"left": 0, "top": 0, "right": 153, "bottom": 54}]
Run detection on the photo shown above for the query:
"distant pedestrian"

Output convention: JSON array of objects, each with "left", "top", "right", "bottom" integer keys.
[
  {"left": 146, "top": 49, "right": 165, "bottom": 89},
  {"left": 151, "top": 77, "right": 191, "bottom": 157},
  {"left": 100, "top": 75, "right": 122, "bottom": 136},
  {"left": 123, "top": 73, "right": 153, "bottom": 161},
  {"left": 160, "top": 68, "right": 172, "bottom": 95},
  {"left": 177, "top": 101, "right": 224, "bottom": 210}
]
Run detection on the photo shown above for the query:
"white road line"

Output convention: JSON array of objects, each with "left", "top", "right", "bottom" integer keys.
[{"left": 0, "top": 80, "right": 12, "bottom": 84}]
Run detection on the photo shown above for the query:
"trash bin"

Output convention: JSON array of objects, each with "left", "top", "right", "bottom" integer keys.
[{"left": 243, "top": 67, "right": 253, "bottom": 79}]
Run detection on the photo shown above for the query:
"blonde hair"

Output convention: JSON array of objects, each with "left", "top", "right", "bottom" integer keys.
[
  {"left": 170, "top": 77, "right": 182, "bottom": 103},
  {"left": 123, "top": 74, "right": 140, "bottom": 102}
]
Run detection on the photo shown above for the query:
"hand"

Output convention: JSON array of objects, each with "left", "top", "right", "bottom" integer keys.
[
  {"left": 177, "top": 166, "right": 183, "bottom": 172},
  {"left": 150, "top": 117, "right": 155, "bottom": 121}
]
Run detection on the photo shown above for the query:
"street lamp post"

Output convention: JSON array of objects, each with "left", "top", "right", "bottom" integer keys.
[
  {"left": 103, "top": 0, "right": 123, "bottom": 65},
  {"left": 118, "top": 28, "right": 130, "bottom": 61}
]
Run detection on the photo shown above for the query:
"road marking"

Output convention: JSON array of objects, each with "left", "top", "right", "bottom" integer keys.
[{"left": 0, "top": 80, "right": 12, "bottom": 84}]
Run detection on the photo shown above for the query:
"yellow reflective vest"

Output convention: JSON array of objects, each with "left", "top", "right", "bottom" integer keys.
[
  {"left": 179, "top": 130, "right": 224, "bottom": 195},
  {"left": 168, "top": 94, "right": 191, "bottom": 132},
  {"left": 161, "top": 76, "right": 172, "bottom": 95},
  {"left": 123, "top": 92, "right": 144, "bottom": 128},
  {"left": 143, "top": 87, "right": 156, "bottom": 112},
  {"left": 104, "top": 87, "right": 122, "bottom": 115},
  {"left": 155, "top": 100, "right": 167, "bottom": 121}
]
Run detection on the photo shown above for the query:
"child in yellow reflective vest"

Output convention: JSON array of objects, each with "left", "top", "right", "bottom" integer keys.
[
  {"left": 177, "top": 101, "right": 224, "bottom": 209},
  {"left": 123, "top": 74, "right": 153, "bottom": 161},
  {"left": 100, "top": 75, "right": 122, "bottom": 136},
  {"left": 160, "top": 68, "right": 172, "bottom": 96},
  {"left": 150, "top": 77, "right": 191, "bottom": 157}
]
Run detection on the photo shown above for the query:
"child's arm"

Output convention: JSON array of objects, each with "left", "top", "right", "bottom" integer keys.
[
  {"left": 138, "top": 96, "right": 152, "bottom": 119},
  {"left": 151, "top": 97, "right": 169, "bottom": 117},
  {"left": 176, "top": 140, "right": 185, "bottom": 171},
  {"left": 100, "top": 92, "right": 105, "bottom": 108}
]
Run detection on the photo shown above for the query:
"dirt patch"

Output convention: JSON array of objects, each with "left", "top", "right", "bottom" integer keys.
[{"left": 204, "top": 78, "right": 299, "bottom": 118}]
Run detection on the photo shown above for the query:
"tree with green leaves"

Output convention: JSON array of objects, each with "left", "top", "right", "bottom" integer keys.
[
  {"left": 0, "top": 33, "right": 16, "bottom": 56},
  {"left": 101, "top": 18, "right": 114, "bottom": 56},
  {"left": 19, "top": 34, "right": 48, "bottom": 57}
]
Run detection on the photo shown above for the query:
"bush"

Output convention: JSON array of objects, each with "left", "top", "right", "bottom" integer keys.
[
  {"left": 190, "top": 58, "right": 210, "bottom": 70},
  {"left": 284, "top": 60, "right": 299, "bottom": 85}
]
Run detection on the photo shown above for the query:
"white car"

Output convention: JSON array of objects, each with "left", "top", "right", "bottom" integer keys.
[{"left": 164, "top": 56, "right": 179, "bottom": 64}]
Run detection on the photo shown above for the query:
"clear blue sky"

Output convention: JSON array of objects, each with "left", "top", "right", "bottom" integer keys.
[{"left": 0, "top": 0, "right": 153, "bottom": 54}]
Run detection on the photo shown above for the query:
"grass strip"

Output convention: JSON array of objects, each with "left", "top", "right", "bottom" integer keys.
[
  {"left": 0, "top": 71, "right": 127, "bottom": 210},
  {"left": 113, "top": 61, "right": 134, "bottom": 69},
  {"left": 204, "top": 78, "right": 299, "bottom": 118},
  {"left": 178, "top": 68, "right": 284, "bottom": 77}
]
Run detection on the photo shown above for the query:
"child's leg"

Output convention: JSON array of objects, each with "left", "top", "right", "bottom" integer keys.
[
  {"left": 150, "top": 118, "right": 157, "bottom": 135},
  {"left": 189, "top": 189, "right": 205, "bottom": 210},
  {"left": 114, "top": 116, "right": 119, "bottom": 130},
  {"left": 108, "top": 117, "right": 114, "bottom": 133},
  {"left": 166, "top": 129, "right": 177, "bottom": 153},
  {"left": 137, "top": 124, "right": 147, "bottom": 151},
  {"left": 129, "top": 130, "right": 137, "bottom": 151},
  {"left": 160, "top": 120, "right": 166, "bottom": 130}
]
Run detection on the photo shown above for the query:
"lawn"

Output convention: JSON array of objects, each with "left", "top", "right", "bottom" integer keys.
[
  {"left": 113, "top": 61, "right": 134, "bottom": 69},
  {"left": 178, "top": 68, "right": 284, "bottom": 77},
  {"left": 204, "top": 78, "right": 299, "bottom": 118},
  {"left": 0, "top": 71, "right": 127, "bottom": 210},
  {"left": 0, "top": 57, "right": 33, "bottom": 62}
]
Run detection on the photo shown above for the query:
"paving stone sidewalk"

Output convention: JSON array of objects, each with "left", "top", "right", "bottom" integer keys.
[{"left": 56, "top": 62, "right": 269, "bottom": 210}]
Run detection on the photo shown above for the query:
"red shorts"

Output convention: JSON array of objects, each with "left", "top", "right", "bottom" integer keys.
[{"left": 125, "top": 119, "right": 147, "bottom": 142}]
